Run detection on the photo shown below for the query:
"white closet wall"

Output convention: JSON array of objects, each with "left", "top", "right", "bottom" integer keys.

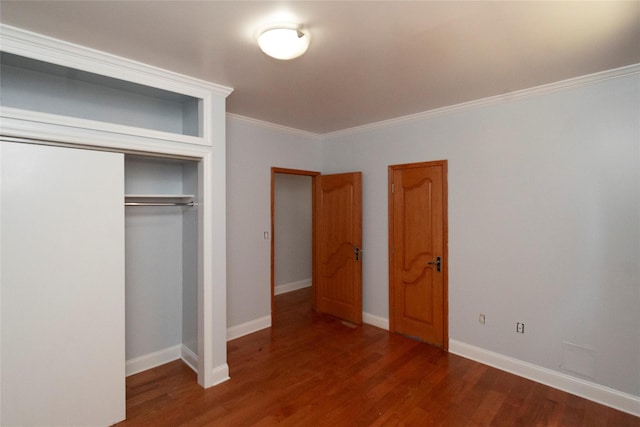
[
  {"left": 181, "top": 163, "right": 199, "bottom": 355},
  {"left": 124, "top": 156, "right": 198, "bottom": 370}
]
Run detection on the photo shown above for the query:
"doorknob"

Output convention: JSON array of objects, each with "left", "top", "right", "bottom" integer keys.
[{"left": 428, "top": 256, "right": 441, "bottom": 272}]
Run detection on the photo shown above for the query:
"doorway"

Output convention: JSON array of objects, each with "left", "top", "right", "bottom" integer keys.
[
  {"left": 270, "top": 168, "right": 363, "bottom": 325},
  {"left": 388, "top": 160, "right": 449, "bottom": 349},
  {"left": 271, "top": 168, "right": 319, "bottom": 323}
]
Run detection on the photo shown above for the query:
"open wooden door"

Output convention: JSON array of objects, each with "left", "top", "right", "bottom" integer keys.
[{"left": 314, "top": 172, "right": 362, "bottom": 324}]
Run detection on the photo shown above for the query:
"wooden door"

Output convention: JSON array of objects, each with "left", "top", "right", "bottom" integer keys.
[
  {"left": 1, "top": 141, "right": 126, "bottom": 425},
  {"left": 315, "top": 172, "right": 362, "bottom": 324},
  {"left": 389, "top": 161, "right": 448, "bottom": 348}
]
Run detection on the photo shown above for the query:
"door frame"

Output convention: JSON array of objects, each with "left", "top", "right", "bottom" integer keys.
[
  {"left": 388, "top": 160, "right": 449, "bottom": 350},
  {"left": 270, "top": 167, "right": 320, "bottom": 323}
]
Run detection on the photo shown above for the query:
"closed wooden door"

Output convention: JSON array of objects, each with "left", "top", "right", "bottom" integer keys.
[
  {"left": 1, "top": 141, "right": 126, "bottom": 425},
  {"left": 315, "top": 172, "right": 362, "bottom": 324},
  {"left": 389, "top": 161, "right": 448, "bottom": 348}
]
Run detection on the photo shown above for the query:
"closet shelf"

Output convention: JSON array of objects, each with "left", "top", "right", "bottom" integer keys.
[
  {"left": 124, "top": 194, "right": 197, "bottom": 207},
  {"left": 125, "top": 194, "right": 195, "bottom": 199}
]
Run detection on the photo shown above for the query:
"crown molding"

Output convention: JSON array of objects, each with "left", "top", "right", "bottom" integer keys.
[
  {"left": 0, "top": 24, "right": 233, "bottom": 98},
  {"left": 226, "top": 113, "right": 320, "bottom": 140},
  {"left": 323, "top": 63, "right": 640, "bottom": 139}
]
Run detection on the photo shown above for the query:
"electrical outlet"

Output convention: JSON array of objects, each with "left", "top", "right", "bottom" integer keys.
[
  {"left": 516, "top": 322, "right": 525, "bottom": 334},
  {"left": 479, "top": 314, "right": 486, "bottom": 324}
]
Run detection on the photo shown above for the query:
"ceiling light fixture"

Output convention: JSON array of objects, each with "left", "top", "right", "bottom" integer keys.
[{"left": 258, "top": 25, "right": 310, "bottom": 60}]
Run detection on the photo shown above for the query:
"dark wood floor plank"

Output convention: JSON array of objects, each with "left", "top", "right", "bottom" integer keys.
[{"left": 116, "top": 288, "right": 639, "bottom": 426}]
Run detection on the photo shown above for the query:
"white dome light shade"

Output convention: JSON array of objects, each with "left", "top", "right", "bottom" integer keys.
[{"left": 258, "top": 27, "right": 310, "bottom": 60}]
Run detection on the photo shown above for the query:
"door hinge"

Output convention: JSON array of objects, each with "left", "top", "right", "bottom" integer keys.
[{"left": 391, "top": 183, "right": 395, "bottom": 193}]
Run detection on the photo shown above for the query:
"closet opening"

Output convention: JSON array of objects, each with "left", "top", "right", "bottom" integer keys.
[{"left": 124, "top": 154, "right": 200, "bottom": 377}]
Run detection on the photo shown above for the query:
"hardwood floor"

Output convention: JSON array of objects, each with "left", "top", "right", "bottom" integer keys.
[{"left": 117, "top": 288, "right": 639, "bottom": 426}]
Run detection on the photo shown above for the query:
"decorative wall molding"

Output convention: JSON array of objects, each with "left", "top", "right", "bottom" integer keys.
[
  {"left": 1, "top": 106, "right": 207, "bottom": 147},
  {"left": 449, "top": 340, "right": 640, "bottom": 417},
  {"left": 210, "top": 364, "right": 231, "bottom": 387},
  {"left": 125, "top": 345, "right": 200, "bottom": 377},
  {"left": 323, "top": 63, "right": 640, "bottom": 139},
  {"left": 125, "top": 345, "right": 182, "bottom": 377},
  {"left": 227, "top": 315, "right": 272, "bottom": 341},
  {"left": 181, "top": 345, "right": 198, "bottom": 373},
  {"left": 274, "top": 279, "right": 312, "bottom": 295},
  {"left": 363, "top": 312, "right": 390, "bottom": 331},
  {"left": 227, "top": 113, "right": 320, "bottom": 139},
  {"left": 0, "top": 24, "right": 232, "bottom": 97},
  {"left": 225, "top": 311, "right": 390, "bottom": 341}
]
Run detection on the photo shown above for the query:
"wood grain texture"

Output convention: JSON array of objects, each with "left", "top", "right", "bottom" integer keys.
[
  {"left": 315, "top": 172, "right": 362, "bottom": 324},
  {"left": 117, "top": 288, "right": 639, "bottom": 426},
  {"left": 389, "top": 160, "right": 448, "bottom": 349}
]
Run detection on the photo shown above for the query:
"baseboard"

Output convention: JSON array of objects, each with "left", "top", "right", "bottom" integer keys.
[
  {"left": 210, "top": 363, "right": 230, "bottom": 386},
  {"left": 363, "top": 312, "right": 389, "bottom": 330},
  {"left": 227, "top": 315, "right": 272, "bottom": 341},
  {"left": 126, "top": 345, "right": 182, "bottom": 376},
  {"left": 275, "top": 278, "right": 312, "bottom": 295},
  {"left": 181, "top": 344, "right": 198, "bottom": 373},
  {"left": 449, "top": 339, "right": 640, "bottom": 417}
]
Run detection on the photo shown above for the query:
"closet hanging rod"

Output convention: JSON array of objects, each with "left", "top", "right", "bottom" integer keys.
[{"left": 125, "top": 201, "right": 197, "bottom": 207}]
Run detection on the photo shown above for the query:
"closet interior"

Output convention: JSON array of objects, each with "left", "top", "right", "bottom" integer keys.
[{"left": 124, "top": 155, "right": 200, "bottom": 375}]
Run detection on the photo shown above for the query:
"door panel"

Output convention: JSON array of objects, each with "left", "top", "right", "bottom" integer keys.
[
  {"left": 1, "top": 141, "right": 126, "bottom": 425},
  {"left": 315, "top": 172, "right": 362, "bottom": 324},
  {"left": 390, "top": 161, "right": 447, "bottom": 348}
]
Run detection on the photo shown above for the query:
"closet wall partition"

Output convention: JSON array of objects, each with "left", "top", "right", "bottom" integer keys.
[{"left": 0, "top": 24, "right": 232, "bottom": 426}]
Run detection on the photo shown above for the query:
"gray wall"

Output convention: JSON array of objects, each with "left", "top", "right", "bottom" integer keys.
[{"left": 274, "top": 173, "right": 312, "bottom": 291}]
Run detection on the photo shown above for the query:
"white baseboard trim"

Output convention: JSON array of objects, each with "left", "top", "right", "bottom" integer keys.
[
  {"left": 363, "top": 312, "right": 389, "bottom": 330},
  {"left": 125, "top": 346, "right": 229, "bottom": 388},
  {"left": 126, "top": 344, "right": 182, "bottom": 377},
  {"left": 126, "top": 344, "right": 202, "bottom": 376},
  {"left": 181, "top": 344, "right": 198, "bottom": 373},
  {"left": 210, "top": 363, "right": 231, "bottom": 387},
  {"left": 275, "top": 278, "right": 312, "bottom": 295},
  {"left": 227, "top": 315, "right": 272, "bottom": 341},
  {"left": 449, "top": 339, "right": 640, "bottom": 417}
]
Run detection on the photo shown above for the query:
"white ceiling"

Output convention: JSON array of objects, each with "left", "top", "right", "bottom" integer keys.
[{"left": 1, "top": 1, "right": 639, "bottom": 134}]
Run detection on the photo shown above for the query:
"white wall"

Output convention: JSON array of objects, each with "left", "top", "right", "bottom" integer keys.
[
  {"left": 226, "top": 117, "right": 321, "bottom": 328},
  {"left": 320, "top": 74, "right": 640, "bottom": 397},
  {"left": 274, "top": 173, "right": 313, "bottom": 292}
]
